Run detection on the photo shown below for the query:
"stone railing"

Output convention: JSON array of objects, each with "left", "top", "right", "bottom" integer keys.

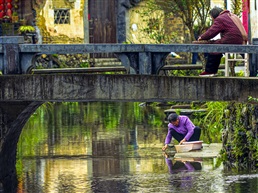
[{"left": 1, "top": 36, "right": 258, "bottom": 76}]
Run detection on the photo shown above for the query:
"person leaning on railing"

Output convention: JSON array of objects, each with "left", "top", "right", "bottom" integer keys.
[{"left": 197, "top": 6, "right": 248, "bottom": 77}]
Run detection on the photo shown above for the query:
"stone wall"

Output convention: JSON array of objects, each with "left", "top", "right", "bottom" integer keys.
[
  {"left": 221, "top": 102, "right": 258, "bottom": 170},
  {"left": 31, "top": 0, "right": 85, "bottom": 44}
]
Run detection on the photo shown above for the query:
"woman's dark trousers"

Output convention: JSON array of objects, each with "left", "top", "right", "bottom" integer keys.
[{"left": 170, "top": 127, "right": 201, "bottom": 143}]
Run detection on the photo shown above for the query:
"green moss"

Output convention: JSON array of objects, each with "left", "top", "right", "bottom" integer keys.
[{"left": 220, "top": 102, "right": 258, "bottom": 171}]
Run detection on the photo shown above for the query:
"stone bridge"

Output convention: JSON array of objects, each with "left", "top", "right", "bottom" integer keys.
[
  {"left": 0, "top": 74, "right": 258, "bottom": 102},
  {"left": 1, "top": 36, "right": 258, "bottom": 191}
]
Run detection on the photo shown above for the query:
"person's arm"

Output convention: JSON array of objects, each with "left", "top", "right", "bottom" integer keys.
[
  {"left": 199, "top": 18, "right": 224, "bottom": 41},
  {"left": 162, "top": 128, "right": 172, "bottom": 150},
  {"left": 179, "top": 118, "right": 195, "bottom": 144},
  {"left": 162, "top": 144, "right": 169, "bottom": 151}
]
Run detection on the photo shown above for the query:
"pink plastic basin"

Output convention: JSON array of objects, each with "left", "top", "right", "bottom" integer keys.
[{"left": 182, "top": 141, "right": 203, "bottom": 150}]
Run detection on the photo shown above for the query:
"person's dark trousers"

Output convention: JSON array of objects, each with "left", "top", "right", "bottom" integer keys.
[
  {"left": 170, "top": 126, "right": 201, "bottom": 143},
  {"left": 205, "top": 53, "right": 223, "bottom": 73},
  {"left": 192, "top": 53, "right": 198, "bottom": 64}
]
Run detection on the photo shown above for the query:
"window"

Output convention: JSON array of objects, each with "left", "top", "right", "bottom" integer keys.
[{"left": 54, "top": 9, "right": 70, "bottom": 24}]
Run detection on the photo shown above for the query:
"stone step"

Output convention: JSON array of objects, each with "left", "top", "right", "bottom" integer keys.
[
  {"left": 32, "top": 66, "right": 127, "bottom": 74},
  {"left": 93, "top": 58, "right": 122, "bottom": 66},
  {"left": 174, "top": 143, "right": 222, "bottom": 159}
]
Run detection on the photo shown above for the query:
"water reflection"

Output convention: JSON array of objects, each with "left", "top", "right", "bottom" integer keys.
[
  {"left": 5, "top": 102, "right": 257, "bottom": 193},
  {"left": 164, "top": 153, "right": 202, "bottom": 173},
  {"left": 164, "top": 152, "right": 202, "bottom": 192}
]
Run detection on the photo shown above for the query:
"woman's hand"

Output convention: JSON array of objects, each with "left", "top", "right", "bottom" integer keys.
[
  {"left": 162, "top": 144, "right": 168, "bottom": 151},
  {"left": 179, "top": 138, "right": 186, "bottom": 145}
]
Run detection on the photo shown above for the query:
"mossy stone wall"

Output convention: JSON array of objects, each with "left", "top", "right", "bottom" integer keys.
[{"left": 221, "top": 102, "right": 258, "bottom": 170}]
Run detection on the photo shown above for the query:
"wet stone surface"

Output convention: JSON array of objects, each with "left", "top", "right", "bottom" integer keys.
[{"left": 167, "top": 143, "right": 222, "bottom": 159}]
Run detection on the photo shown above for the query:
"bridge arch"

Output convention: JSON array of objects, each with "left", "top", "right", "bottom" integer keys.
[{"left": 0, "top": 102, "right": 43, "bottom": 192}]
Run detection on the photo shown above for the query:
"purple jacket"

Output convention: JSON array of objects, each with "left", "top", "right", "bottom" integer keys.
[
  {"left": 165, "top": 115, "right": 195, "bottom": 144},
  {"left": 200, "top": 10, "right": 244, "bottom": 44}
]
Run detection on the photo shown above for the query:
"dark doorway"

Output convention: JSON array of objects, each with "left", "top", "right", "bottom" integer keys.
[{"left": 88, "top": 0, "right": 117, "bottom": 59}]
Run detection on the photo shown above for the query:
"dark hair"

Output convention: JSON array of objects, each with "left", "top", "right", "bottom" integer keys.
[
  {"left": 168, "top": 113, "right": 178, "bottom": 122},
  {"left": 209, "top": 7, "right": 224, "bottom": 19}
]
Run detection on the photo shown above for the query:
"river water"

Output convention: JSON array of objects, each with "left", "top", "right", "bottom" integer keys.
[{"left": 14, "top": 102, "right": 258, "bottom": 193}]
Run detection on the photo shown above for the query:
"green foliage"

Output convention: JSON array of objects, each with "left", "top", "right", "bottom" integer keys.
[
  {"left": 18, "top": 25, "right": 35, "bottom": 34},
  {"left": 12, "top": 11, "right": 18, "bottom": 16},
  {"left": 166, "top": 69, "right": 202, "bottom": 76},
  {"left": 219, "top": 103, "right": 258, "bottom": 170},
  {"left": 220, "top": 56, "right": 225, "bottom": 64},
  {"left": 17, "top": 111, "right": 48, "bottom": 157},
  {"left": 174, "top": 109, "right": 181, "bottom": 115},
  {"left": 52, "top": 54, "right": 58, "bottom": 58},
  {"left": 80, "top": 62, "right": 90, "bottom": 68},
  {"left": 248, "top": 96, "right": 258, "bottom": 103},
  {"left": 195, "top": 102, "right": 257, "bottom": 170},
  {"left": 193, "top": 101, "right": 228, "bottom": 143},
  {"left": 141, "top": 0, "right": 211, "bottom": 42},
  {"left": 133, "top": 2, "right": 178, "bottom": 44},
  {"left": 230, "top": 104, "right": 256, "bottom": 169},
  {"left": 123, "top": 41, "right": 131, "bottom": 44},
  {"left": 231, "top": 0, "right": 242, "bottom": 16},
  {"left": 236, "top": 70, "right": 244, "bottom": 77}
]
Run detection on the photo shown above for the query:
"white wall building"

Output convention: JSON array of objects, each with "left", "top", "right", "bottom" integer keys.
[{"left": 249, "top": 0, "right": 258, "bottom": 40}]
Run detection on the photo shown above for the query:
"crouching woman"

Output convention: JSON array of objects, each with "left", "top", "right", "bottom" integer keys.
[{"left": 162, "top": 113, "right": 201, "bottom": 151}]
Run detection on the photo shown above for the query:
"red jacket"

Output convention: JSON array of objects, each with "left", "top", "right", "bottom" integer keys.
[{"left": 200, "top": 10, "right": 244, "bottom": 44}]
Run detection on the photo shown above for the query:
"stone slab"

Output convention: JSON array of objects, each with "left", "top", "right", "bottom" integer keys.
[{"left": 174, "top": 143, "right": 222, "bottom": 158}]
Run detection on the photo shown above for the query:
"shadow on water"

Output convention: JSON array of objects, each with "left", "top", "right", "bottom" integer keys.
[{"left": 1, "top": 102, "right": 257, "bottom": 193}]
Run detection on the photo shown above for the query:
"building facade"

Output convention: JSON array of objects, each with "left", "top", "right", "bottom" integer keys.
[{"left": 2, "top": 0, "right": 257, "bottom": 44}]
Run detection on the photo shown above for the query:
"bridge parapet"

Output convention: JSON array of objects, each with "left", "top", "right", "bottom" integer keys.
[
  {"left": 1, "top": 36, "right": 258, "bottom": 76},
  {"left": 0, "top": 74, "right": 257, "bottom": 103}
]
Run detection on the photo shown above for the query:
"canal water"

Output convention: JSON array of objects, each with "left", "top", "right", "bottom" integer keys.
[{"left": 15, "top": 102, "right": 258, "bottom": 193}]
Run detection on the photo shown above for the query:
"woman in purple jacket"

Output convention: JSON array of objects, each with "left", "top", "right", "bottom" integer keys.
[
  {"left": 198, "top": 7, "right": 247, "bottom": 77},
  {"left": 162, "top": 113, "right": 201, "bottom": 151}
]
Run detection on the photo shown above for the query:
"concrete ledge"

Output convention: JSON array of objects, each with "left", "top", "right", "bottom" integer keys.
[
  {"left": 0, "top": 36, "right": 24, "bottom": 44},
  {"left": 161, "top": 64, "right": 225, "bottom": 70},
  {"left": 31, "top": 64, "right": 226, "bottom": 74},
  {"left": 18, "top": 44, "right": 258, "bottom": 54},
  {"left": 32, "top": 66, "right": 127, "bottom": 74}
]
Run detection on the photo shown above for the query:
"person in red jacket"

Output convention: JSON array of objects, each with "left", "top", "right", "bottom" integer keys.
[{"left": 198, "top": 7, "right": 247, "bottom": 77}]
